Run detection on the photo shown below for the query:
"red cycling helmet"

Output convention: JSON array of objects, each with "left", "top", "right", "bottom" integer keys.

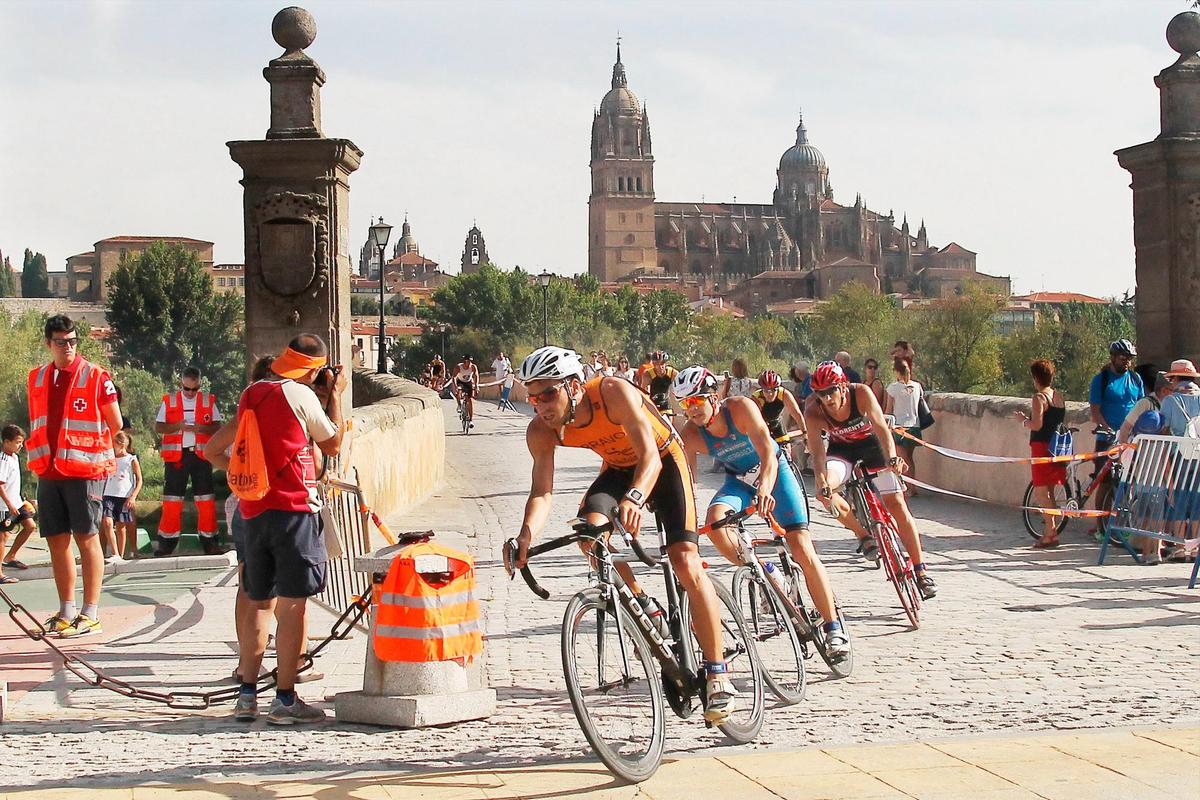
[
  {"left": 810, "top": 360, "right": 848, "bottom": 392},
  {"left": 758, "top": 370, "right": 782, "bottom": 390}
]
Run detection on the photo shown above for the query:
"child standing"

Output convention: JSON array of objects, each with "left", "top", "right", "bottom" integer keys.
[
  {"left": 0, "top": 424, "right": 38, "bottom": 583},
  {"left": 100, "top": 431, "right": 142, "bottom": 563}
]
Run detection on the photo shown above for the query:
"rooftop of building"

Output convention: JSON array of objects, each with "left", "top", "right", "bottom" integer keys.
[
  {"left": 1015, "top": 291, "right": 1109, "bottom": 304},
  {"left": 97, "top": 236, "right": 213, "bottom": 246}
]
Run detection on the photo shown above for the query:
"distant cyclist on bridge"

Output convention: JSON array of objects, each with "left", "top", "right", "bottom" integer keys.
[
  {"left": 639, "top": 351, "right": 677, "bottom": 415},
  {"left": 672, "top": 366, "right": 850, "bottom": 662},
  {"left": 511, "top": 346, "right": 738, "bottom": 722},
  {"left": 803, "top": 360, "right": 937, "bottom": 600}
]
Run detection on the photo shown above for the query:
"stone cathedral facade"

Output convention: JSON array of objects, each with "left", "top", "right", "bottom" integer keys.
[{"left": 587, "top": 45, "right": 1009, "bottom": 309}]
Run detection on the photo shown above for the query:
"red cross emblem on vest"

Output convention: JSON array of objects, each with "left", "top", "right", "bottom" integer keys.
[{"left": 73, "top": 398, "right": 88, "bottom": 413}]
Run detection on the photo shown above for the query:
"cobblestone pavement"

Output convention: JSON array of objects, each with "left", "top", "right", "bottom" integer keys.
[{"left": 2, "top": 400, "right": 1197, "bottom": 792}]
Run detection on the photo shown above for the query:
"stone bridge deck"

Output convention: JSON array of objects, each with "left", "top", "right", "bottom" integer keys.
[{"left": 0, "top": 400, "right": 1196, "bottom": 793}]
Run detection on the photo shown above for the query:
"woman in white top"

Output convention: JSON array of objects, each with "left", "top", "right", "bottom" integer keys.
[
  {"left": 719, "top": 358, "right": 756, "bottom": 400},
  {"left": 100, "top": 431, "right": 142, "bottom": 562},
  {"left": 884, "top": 359, "right": 924, "bottom": 496},
  {"left": 613, "top": 356, "right": 637, "bottom": 382}
]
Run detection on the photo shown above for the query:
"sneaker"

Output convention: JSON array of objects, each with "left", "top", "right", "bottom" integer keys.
[
  {"left": 200, "top": 536, "right": 224, "bottom": 556},
  {"left": 703, "top": 674, "right": 737, "bottom": 723},
  {"left": 825, "top": 629, "right": 851, "bottom": 662},
  {"left": 43, "top": 614, "right": 72, "bottom": 634},
  {"left": 233, "top": 693, "right": 259, "bottom": 722},
  {"left": 153, "top": 537, "right": 179, "bottom": 557},
  {"left": 859, "top": 537, "right": 880, "bottom": 564},
  {"left": 915, "top": 570, "right": 938, "bottom": 600},
  {"left": 104, "top": 554, "right": 126, "bottom": 565},
  {"left": 60, "top": 614, "right": 102, "bottom": 638},
  {"left": 266, "top": 695, "right": 326, "bottom": 726}
]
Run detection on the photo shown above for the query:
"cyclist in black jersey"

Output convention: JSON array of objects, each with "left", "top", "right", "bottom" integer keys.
[
  {"left": 752, "top": 370, "right": 805, "bottom": 443},
  {"left": 803, "top": 361, "right": 936, "bottom": 599},
  {"left": 640, "top": 351, "right": 678, "bottom": 414}
]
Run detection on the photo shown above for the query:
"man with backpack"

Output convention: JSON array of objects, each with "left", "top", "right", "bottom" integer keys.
[
  {"left": 1161, "top": 359, "right": 1200, "bottom": 562},
  {"left": 219, "top": 333, "right": 347, "bottom": 725}
]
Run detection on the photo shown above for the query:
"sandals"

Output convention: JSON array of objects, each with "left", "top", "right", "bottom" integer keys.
[
  {"left": 1166, "top": 548, "right": 1197, "bottom": 563},
  {"left": 1032, "top": 537, "right": 1060, "bottom": 550},
  {"left": 2, "top": 560, "right": 28, "bottom": 570},
  {"left": 0, "top": 575, "right": 17, "bottom": 585}
]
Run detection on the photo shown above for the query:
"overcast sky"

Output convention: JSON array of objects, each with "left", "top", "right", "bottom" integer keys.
[{"left": 0, "top": 0, "right": 1187, "bottom": 297}]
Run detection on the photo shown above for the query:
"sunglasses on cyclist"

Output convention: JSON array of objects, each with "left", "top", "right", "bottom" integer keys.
[
  {"left": 815, "top": 386, "right": 841, "bottom": 399},
  {"left": 679, "top": 395, "right": 712, "bottom": 410},
  {"left": 528, "top": 382, "right": 567, "bottom": 404}
]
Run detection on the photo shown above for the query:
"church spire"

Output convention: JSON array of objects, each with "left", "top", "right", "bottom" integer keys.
[
  {"left": 611, "top": 35, "right": 628, "bottom": 89},
  {"left": 795, "top": 109, "right": 809, "bottom": 146}
]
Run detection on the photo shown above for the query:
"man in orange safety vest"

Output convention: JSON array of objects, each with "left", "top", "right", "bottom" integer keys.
[{"left": 154, "top": 365, "right": 223, "bottom": 556}]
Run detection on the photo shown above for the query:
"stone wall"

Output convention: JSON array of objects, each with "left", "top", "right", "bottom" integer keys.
[
  {"left": 911, "top": 393, "right": 1090, "bottom": 505},
  {"left": 347, "top": 368, "right": 444, "bottom": 546}
]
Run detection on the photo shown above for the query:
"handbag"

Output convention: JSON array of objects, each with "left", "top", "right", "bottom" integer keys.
[
  {"left": 916, "top": 392, "right": 935, "bottom": 430},
  {"left": 1049, "top": 424, "right": 1074, "bottom": 458},
  {"left": 319, "top": 501, "right": 344, "bottom": 560}
]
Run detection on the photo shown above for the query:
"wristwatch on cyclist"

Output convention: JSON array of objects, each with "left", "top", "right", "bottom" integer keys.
[
  {"left": 888, "top": 456, "right": 902, "bottom": 468},
  {"left": 624, "top": 487, "right": 646, "bottom": 508},
  {"left": 819, "top": 487, "right": 832, "bottom": 499}
]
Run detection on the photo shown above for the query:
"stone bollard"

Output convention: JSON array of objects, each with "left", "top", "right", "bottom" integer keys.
[{"left": 334, "top": 539, "right": 496, "bottom": 727}]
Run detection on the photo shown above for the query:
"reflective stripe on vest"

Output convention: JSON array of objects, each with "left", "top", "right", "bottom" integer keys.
[
  {"left": 373, "top": 542, "right": 483, "bottom": 663},
  {"left": 25, "top": 358, "right": 115, "bottom": 479},
  {"left": 160, "top": 391, "right": 215, "bottom": 462}
]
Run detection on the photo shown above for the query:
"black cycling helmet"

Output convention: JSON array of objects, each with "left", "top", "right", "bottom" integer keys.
[{"left": 1109, "top": 339, "right": 1136, "bottom": 357}]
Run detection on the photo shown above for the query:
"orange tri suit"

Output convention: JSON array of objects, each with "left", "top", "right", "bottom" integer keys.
[{"left": 557, "top": 376, "right": 698, "bottom": 545}]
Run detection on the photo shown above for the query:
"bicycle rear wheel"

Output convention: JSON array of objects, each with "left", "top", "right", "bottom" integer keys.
[
  {"left": 680, "top": 575, "right": 765, "bottom": 743},
  {"left": 562, "top": 588, "right": 665, "bottom": 783},
  {"left": 1022, "top": 481, "right": 1070, "bottom": 539},
  {"left": 730, "top": 565, "right": 805, "bottom": 704},
  {"left": 872, "top": 521, "right": 920, "bottom": 629}
]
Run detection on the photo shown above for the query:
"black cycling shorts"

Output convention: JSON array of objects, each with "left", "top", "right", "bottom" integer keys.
[{"left": 580, "top": 444, "right": 698, "bottom": 546}]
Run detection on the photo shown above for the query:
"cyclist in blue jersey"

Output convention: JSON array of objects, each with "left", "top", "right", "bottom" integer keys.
[{"left": 672, "top": 366, "right": 850, "bottom": 661}]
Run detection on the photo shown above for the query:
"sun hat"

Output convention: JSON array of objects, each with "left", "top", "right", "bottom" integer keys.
[{"left": 1164, "top": 359, "right": 1200, "bottom": 379}]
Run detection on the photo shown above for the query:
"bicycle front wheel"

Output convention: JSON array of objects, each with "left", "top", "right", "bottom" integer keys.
[
  {"left": 872, "top": 521, "right": 920, "bottom": 629},
  {"left": 562, "top": 588, "right": 665, "bottom": 783},
  {"left": 730, "top": 565, "right": 806, "bottom": 704},
  {"left": 1022, "top": 481, "right": 1070, "bottom": 539},
  {"left": 680, "top": 575, "right": 765, "bottom": 743},
  {"left": 787, "top": 575, "right": 855, "bottom": 679}
]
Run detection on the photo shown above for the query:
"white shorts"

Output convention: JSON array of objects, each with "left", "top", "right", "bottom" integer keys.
[{"left": 825, "top": 457, "right": 904, "bottom": 495}]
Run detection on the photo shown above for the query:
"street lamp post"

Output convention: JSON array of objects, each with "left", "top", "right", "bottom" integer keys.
[
  {"left": 537, "top": 271, "right": 552, "bottom": 346},
  {"left": 436, "top": 323, "right": 448, "bottom": 362},
  {"left": 370, "top": 217, "right": 393, "bottom": 374}
]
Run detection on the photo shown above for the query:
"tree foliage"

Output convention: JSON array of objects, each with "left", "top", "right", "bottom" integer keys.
[
  {"left": 105, "top": 242, "right": 245, "bottom": 402},
  {"left": 912, "top": 284, "right": 1006, "bottom": 392},
  {"left": 20, "top": 249, "right": 50, "bottom": 298}
]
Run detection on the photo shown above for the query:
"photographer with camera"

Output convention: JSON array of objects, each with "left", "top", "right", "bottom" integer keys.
[{"left": 217, "top": 333, "right": 347, "bottom": 724}]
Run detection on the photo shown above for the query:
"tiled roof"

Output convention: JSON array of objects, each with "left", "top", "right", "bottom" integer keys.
[
  {"left": 1014, "top": 291, "right": 1108, "bottom": 304},
  {"left": 388, "top": 252, "right": 438, "bottom": 267},
  {"left": 97, "top": 236, "right": 213, "bottom": 245},
  {"left": 67, "top": 251, "right": 96, "bottom": 260},
  {"left": 938, "top": 242, "right": 976, "bottom": 255}
]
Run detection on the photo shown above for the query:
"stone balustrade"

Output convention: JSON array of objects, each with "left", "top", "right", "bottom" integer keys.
[
  {"left": 347, "top": 369, "right": 444, "bottom": 547},
  {"left": 912, "top": 393, "right": 1091, "bottom": 505}
]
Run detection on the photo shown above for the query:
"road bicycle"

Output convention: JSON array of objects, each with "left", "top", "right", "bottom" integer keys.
[
  {"left": 708, "top": 504, "right": 854, "bottom": 691},
  {"left": 841, "top": 461, "right": 921, "bottom": 629},
  {"left": 1021, "top": 426, "right": 1123, "bottom": 540},
  {"left": 503, "top": 516, "right": 764, "bottom": 783}
]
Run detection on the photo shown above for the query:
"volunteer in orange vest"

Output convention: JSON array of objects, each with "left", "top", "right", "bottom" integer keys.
[
  {"left": 154, "top": 365, "right": 223, "bottom": 556},
  {"left": 27, "top": 314, "right": 124, "bottom": 638},
  {"left": 208, "top": 333, "right": 346, "bottom": 725}
]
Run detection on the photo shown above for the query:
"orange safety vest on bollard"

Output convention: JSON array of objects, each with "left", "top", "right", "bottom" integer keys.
[{"left": 373, "top": 541, "right": 483, "bottom": 663}]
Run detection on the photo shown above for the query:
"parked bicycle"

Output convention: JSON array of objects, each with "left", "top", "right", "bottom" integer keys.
[
  {"left": 503, "top": 516, "right": 764, "bottom": 783},
  {"left": 842, "top": 460, "right": 921, "bottom": 628},
  {"left": 1021, "top": 426, "right": 1123, "bottom": 540},
  {"left": 707, "top": 503, "right": 854, "bottom": 692}
]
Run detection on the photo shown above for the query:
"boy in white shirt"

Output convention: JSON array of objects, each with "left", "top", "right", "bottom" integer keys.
[{"left": 0, "top": 424, "right": 37, "bottom": 583}]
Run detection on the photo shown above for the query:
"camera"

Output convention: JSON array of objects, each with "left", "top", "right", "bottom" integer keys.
[{"left": 314, "top": 364, "right": 342, "bottom": 388}]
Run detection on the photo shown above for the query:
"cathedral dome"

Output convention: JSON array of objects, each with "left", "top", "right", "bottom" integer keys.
[
  {"left": 599, "top": 44, "right": 641, "bottom": 116},
  {"left": 779, "top": 114, "right": 826, "bottom": 171}
]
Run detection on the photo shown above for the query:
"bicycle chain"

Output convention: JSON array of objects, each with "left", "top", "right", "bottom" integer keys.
[{"left": 0, "top": 585, "right": 369, "bottom": 710}]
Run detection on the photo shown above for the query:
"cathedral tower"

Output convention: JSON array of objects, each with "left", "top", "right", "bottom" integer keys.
[
  {"left": 461, "top": 222, "right": 488, "bottom": 274},
  {"left": 775, "top": 112, "right": 829, "bottom": 268},
  {"left": 588, "top": 42, "right": 657, "bottom": 282}
]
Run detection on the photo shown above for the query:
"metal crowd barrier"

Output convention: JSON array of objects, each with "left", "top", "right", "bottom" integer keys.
[
  {"left": 1103, "top": 434, "right": 1200, "bottom": 588},
  {"left": 317, "top": 475, "right": 374, "bottom": 622}
]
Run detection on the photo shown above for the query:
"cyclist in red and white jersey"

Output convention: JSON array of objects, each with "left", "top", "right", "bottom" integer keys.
[{"left": 803, "top": 360, "right": 937, "bottom": 599}]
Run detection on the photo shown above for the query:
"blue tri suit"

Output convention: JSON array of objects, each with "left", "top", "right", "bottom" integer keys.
[{"left": 698, "top": 407, "right": 810, "bottom": 531}]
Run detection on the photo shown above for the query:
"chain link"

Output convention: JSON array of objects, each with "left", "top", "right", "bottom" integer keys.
[{"left": 0, "top": 585, "right": 370, "bottom": 710}]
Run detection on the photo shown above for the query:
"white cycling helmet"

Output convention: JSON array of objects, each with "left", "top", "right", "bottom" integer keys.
[
  {"left": 672, "top": 365, "right": 718, "bottom": 399},
  {"left": 517, "top": 345, "right": 585, "bottom": 383}
]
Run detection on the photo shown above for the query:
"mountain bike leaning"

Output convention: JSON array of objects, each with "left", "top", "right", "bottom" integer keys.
[
  {"left": 504, "top": 515, "right": 764, "bottom": 783},
  {"left": 1021, "top": 426, "right": 1123, "bottom": 540}
]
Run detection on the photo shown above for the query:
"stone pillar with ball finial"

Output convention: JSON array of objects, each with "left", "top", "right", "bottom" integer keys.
[
  {"left": 228, "top": 6, "right": 362, "bottom": 402},
  {"left": 1116, "top": 11, "right": 1200, "bottom": 368}
]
